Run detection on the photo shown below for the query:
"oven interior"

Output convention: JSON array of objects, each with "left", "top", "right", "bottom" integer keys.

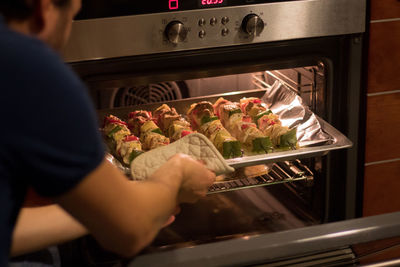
[{"left": 81, "top": 63, "right": 331, "bottom": 256}]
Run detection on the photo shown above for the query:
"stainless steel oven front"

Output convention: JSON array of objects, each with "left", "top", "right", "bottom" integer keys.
[{"left": 59, "top": 0, "right": 400, "bottom": 266}]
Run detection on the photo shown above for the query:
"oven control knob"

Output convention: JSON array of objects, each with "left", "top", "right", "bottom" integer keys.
[
  {"left": 241, "top": 14, "right": 264, "bottom": 35},
  {"left": 165, "top": 21, "right": 188, "bottom": 44}
]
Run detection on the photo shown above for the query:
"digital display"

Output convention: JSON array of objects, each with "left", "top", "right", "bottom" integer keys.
[
  {"left": 199, "top": 0, "right": 227, "bottom": 8},
  {"left": 168, "top": 0, "right": 227, "bottom": 11}
]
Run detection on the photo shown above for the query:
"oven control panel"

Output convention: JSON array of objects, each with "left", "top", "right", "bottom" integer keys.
[
  {"left": 162, "top": 11, "right": 266, "bottom": 45},
  {"left": 156, "top": 8, "right": 271, "bottom": 50},
  {"left": 63, "top": 0, "right": 365, "bottom": 62}
]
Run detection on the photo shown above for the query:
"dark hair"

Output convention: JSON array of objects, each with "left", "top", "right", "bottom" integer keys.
[{"left": 0, "top": 0, "right": 71, "bottom": 21}]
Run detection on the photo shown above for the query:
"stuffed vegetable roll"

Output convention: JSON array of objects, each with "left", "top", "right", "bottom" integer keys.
[
  {"left": 127, "top": 110, "right": 153, "bottom": 137},
  {"left": 117, "top": 135, "right": 144, "bottom": 165},
  {"left": 187, "top": 101, "right": 241, "bottom": 158},
  {"left": 256, "top": 113, "right": 297, "bottom": 149},
  {"left": 103, "top": 115, "right": 131, "bottom": 143},
  {"left": 213, "top": 97, "right": 273, "bottom": 153},
  {"left": 103, "top": 115, "right": 143, "bottom": 164},
  {"left": 239, "top": 97, "right": 269, "bottom": 119},
  {"left": 240, "top": 97, "right": 298, "bottom": 149},
  {"left": 153, "top": 104, "right": 194, "bottom": 142},
  {"left": 128, "top": 110, "right": 170, "bottom": 150}
]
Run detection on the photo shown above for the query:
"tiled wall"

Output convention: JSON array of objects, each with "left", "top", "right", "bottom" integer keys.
[{"left": 363, "top": 1, "right": 400, "bottom": 217}]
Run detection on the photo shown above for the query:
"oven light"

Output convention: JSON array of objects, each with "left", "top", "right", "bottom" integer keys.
[{"left": 169, "top": 0, "right": 179, "bottom": 10}]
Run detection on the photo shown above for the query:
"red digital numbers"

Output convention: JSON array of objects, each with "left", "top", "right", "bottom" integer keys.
[
  {"left": 169, "top": 0, "right": 179, "bottom": 10},
  {"left": 201, "top": 0, "right": 224, "bottom": 6}
]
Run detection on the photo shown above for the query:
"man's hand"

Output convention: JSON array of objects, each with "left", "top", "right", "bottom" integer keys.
[
  {"left": 56, "top": 155, "right": 215, "bottom": 258},
  {"left": 149, "top": 154, "right": 216, "bottom": 204},
  {"left": 162, "top": 206, "right": 181, "bottom": 228}
]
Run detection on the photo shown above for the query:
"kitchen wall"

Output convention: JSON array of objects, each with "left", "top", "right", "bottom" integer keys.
[
  {"left": 363, "top": 0, "right": 400, "bottom": 217},
  {"left": 359, "top": 1, "right": 400, "bottom": 262}
]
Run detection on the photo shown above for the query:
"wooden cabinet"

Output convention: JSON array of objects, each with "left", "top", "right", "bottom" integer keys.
[
  {"left": 364, "top": 161, "right": 400, "bottom": 216},
  {"left": 371, "top": 0, "right": 400, "bottom": 20},
  {"left": 363, "top": 1, "right": 400, "bottom": 217},
  {"left": 365, "top": 94, "right": 400, "bottom": 162},
  {"left": 368, "top": 21, "right": 400, "bottom": 94}
]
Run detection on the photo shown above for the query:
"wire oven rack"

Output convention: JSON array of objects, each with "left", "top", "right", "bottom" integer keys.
[{"left": 208, "top": 160, "right": 313, "bottom": 194}]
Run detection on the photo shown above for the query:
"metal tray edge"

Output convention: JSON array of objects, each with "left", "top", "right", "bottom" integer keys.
[{"left": 225, "top": 117, "right": 353, "bottom": 169}]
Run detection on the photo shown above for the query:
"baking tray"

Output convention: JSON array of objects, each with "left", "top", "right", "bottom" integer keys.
[
  {"left": 98, "top": 88, "right": 352, "bottom": 170},
  {"left": 225, "top": 117, "right": 351, "bottom": 168}
]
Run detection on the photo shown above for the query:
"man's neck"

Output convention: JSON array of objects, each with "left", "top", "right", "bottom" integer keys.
[{"left": 7, "top": 20, "right": 32, "bottom": 35}]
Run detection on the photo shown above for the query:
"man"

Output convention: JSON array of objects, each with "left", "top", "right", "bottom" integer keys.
[{"left": 0, "top": 0, "right": 216, "bottom": 265}]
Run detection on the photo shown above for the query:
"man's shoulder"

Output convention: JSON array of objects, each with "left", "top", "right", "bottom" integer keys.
[
  {"left": 0, "top": 27, "right": 69, "bottom": 77},
  {"left": 1, "top": 27, "right": 46, "bottom": 56},
  {"left": 0, "top": 27, "right": 83, "bottom": 97}
]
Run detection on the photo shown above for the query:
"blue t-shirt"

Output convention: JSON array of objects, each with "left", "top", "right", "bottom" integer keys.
[{"left": 0, "top": 18, "right": 105, "bottom": 265}]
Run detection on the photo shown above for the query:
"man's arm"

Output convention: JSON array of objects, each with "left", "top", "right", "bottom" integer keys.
[
  {"left": 55, "top": 154, "right": 215, "bottom": 258},
  {"left": 10, "top": 205, "right": 88, "bottom": 257}
]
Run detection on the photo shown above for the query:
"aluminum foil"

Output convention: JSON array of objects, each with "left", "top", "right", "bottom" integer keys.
[{"left": 261, "top": 81, "right": 332, "bottom": 147}]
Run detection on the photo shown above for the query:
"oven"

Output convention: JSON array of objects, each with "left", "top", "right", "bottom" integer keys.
[{"left": 59, "top": 0, "right": 400, "bottom": 266}]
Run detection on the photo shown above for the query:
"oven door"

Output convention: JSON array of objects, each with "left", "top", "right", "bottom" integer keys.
[{"left": 127, "top": 211, "right": 400, "bottom": 266}]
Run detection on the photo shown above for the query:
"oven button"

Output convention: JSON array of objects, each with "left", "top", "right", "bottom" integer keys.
[
  {"left": 241, "top": 14, "right": 264, "bottom": 35},
  {"left": 210, "top": 17, "right": 217, "bottom": 26},
  {"left": 198, "top": 18, "right": 206, "bottom": 27},
  {"left": 221, "top": 16, "right": 229, "bottom": 25},
  {"left": 221, "top": 28, "right": 229, "bottom": 36},
  {"left": 165, "top": 21, "right": 188, "bottom": 44},
  {"left": 199, "top": 30, "right": 206, "bottom": 38}
]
